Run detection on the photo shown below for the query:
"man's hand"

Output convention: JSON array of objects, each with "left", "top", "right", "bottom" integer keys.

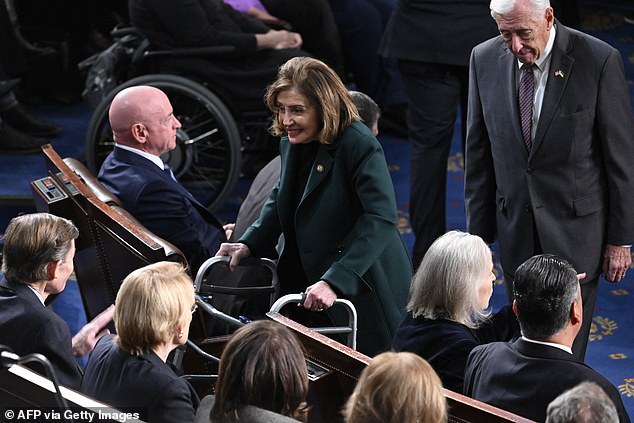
[
  {"left": 71, "top": 305, "right": 114, "bottom": 358},
  {"left": 303, "top": 280, "right": 337, "bottom": 312},
  {"left": 602, "top": 244, "right": 631, "bottom": 282},
  {"left": 215, "top": 242, "right": 251, "bottom": 271}
]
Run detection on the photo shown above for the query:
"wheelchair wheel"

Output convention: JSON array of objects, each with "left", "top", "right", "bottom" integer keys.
[{"left": 85, "top": 74, "right": 242, "bottom": 211}]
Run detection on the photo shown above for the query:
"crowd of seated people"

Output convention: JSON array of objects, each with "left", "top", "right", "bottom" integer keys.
[{"left": 1, "top": 212, "right": 631, "bottom": 422}]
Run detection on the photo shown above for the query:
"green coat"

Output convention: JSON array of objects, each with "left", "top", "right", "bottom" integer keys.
[{"left": 242, "top": 121, "right": 412, "bottom": 356}]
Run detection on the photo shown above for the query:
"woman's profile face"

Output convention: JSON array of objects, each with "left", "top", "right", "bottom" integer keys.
[
  {"left": 276, "top": 87, "right": 320, "bottom": 144},
  {"left": 477, "top": 255, "right": 496, "bottom": 310}
]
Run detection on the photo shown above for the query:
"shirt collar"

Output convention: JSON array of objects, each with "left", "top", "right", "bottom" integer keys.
[
  {"left": 517, "top": 24, "right": 556, "bottom": 72},
  {"left": 26, "top": 285, "right": 46, "bottom": 305},
  {"left": 521, "top": 335, "right": 573, "bottom": 354},
  {"left": 115, "top": 143, "right": 165, "bottom": 170}
]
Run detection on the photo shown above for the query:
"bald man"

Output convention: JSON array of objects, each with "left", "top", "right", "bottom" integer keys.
[{"left": 98, "top": 86, "right": 227, "bottom": 273}]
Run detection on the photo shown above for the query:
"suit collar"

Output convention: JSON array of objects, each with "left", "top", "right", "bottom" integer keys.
[
  {"left": 499, "top": 46, "right": 527, "bottom": 157},
  {"left": 0, "top": 277, "right": 45, "bottom": 308},
  {"left": 532, "top": 22, "right": 573, "bottom": 155},
  {"left": 513, "top": 337, "right": 579, "bottom": 363}
]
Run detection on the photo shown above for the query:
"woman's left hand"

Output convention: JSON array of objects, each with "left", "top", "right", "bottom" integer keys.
[{"left": 303, "top": 280, "right": 337, "bottom": 312}]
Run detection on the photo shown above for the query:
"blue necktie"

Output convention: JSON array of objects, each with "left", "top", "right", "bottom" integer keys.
[{"left": 163, "top": 163, "right": 177, "bottom": 182}]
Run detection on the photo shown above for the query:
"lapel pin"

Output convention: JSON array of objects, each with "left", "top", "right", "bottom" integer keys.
[
  {"left": 554, "top": 70, "right": 565, "bottom": 78},
  {"left": 316, "top": 164, "right": 325, "bottom": 173}
]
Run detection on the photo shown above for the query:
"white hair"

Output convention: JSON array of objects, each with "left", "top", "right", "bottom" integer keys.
[
  {"left": 490, "top": 0, "right": 551, "bottom": 20},
  {"left": 407, "top": 231, "right": 492, "bottom": 328}
]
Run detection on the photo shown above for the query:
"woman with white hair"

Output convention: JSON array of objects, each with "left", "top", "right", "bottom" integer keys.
[{"left": 392, "top": 230, "right": 519, "bottom": 393}]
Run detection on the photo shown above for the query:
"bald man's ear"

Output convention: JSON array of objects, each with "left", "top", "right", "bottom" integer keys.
[{"left": 130, "top": 123, "right": 148, "bottom": 144}]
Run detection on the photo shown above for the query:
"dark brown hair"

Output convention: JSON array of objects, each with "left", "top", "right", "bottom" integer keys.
[{"left": 211, "top": 320, "right": 309, "bottom": 422}]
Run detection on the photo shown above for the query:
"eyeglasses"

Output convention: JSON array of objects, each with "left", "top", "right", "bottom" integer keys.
[{"left": 191, "top": 303, "right": 198, "bottom": 314}]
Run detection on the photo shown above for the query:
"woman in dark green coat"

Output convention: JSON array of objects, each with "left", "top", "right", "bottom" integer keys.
[{"left": 216, "top": 57, "right": 411, "bottom": 356}]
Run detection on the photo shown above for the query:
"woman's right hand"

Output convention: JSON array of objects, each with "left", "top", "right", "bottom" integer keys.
[{"left": 215, "top": 242, "right": 251, "bottom": 271}]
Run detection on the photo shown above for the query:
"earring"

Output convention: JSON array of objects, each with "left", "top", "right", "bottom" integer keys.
[{"left": 178, "top": 331, "right": 184, "bottom": 338}]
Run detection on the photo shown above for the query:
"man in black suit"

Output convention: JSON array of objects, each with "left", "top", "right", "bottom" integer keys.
[
  {"left": 98, "top": 85, "right": 229, "bottom": 273},
  {"left": 464, "top": 254, "right": 629, "bottom": 423},
  {"left": 379, "top": 0, "right": 499, "bottom": 267},
  {"left": 0, "top": 213, "right": 113, "bottom": 389},
  {"left": 464, "top": 0, "right": 634, "bottom": 360}
]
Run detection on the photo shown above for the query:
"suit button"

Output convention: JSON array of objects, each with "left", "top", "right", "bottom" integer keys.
[
  {"left": 336, "top": 245, "right": 344, "bottom": 253},
  {"left": 527, "top": 167, "right": 533, "bottom": 174},
  {"left": 525, "top": 204, "right": 531, "bottom": 213}
]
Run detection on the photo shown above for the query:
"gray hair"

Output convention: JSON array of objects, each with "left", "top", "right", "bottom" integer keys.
[
  {"left": 490, "top": 0, "right": 551, "bottom": 20},
  {"left": 1, "top": 213, "right": 79, "bottom": 283},
  {"left": 407, "top": 231, "right": 492, "bottom": 328},
  {"left": 349, "top": 91, "right": 380, "bottom": 131},
  {"left": 513, "top": 254, "right": 579, "bottom": 340},
  {"left": 546, "top": 382, "right": 618, "bottom": 423}
]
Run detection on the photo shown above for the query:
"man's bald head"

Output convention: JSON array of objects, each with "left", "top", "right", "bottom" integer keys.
[{"left": 108, "top": 86, "right": 181, "bottom": 156}]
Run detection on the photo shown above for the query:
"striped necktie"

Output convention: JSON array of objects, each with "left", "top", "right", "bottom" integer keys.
[{"left": 518, "top": 64, "right": 535, "bottom": 151}]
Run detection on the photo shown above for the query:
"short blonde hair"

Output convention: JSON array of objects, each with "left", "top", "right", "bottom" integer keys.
[
  {"left": 408, "top": 231, "right": 492, "bottom": 328},
  {"left": 265, "top": 57, "right": 360, "bottom": 144},
  {"left": 344, "top": 352, "right": 448, "bottom": 423},
  {"left": 115, "top": 261, "right": 194, "bottom": 356}
]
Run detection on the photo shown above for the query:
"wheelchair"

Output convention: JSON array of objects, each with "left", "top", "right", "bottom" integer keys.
[{"left": 81, "top": 26, "right": 277, "bottom": 211}]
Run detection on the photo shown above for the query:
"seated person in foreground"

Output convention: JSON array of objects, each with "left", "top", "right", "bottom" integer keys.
[
  {"left": 81, "top": 262, "right": 199, "bottom": 423},
  {"left": 0, "top": 213, "right": 113, "bottom": 389},
  {"left": 546, "top": 382, "right": 619, "bottom": 423},
  {"left": 129, "top": 0, "right": 307, "bottom": 109},
  {"left": 464, "top": 254, "right": 630, "bottom": 423},
  {"left": 392, "top": 230, "right": 519, "bottom": 393},
  {"left": 196, "top": 320, "right": 309, "bottom": 423},
  {"left": 98, "top": 86, "right": 228, "bottom": 273},
  {"left": 343, "top": 351, "right": 447, "bottom": 423}
]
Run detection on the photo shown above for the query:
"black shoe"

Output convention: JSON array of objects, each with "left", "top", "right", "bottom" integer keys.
[
  {"left": 0, "top": 105, "right": 62, "bottom": 138},
  {"left": 0, "top": 122, "right": 48, "bottom": 154}
]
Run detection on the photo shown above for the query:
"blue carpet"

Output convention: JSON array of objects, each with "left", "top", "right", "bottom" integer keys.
[{"left": 0, "top": 3, "right": 632, "bottom": 417}]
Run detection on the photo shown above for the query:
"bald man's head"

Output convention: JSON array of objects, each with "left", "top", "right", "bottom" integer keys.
[{"left": 108, "top": 86, "right": 181, "bottom": 156}]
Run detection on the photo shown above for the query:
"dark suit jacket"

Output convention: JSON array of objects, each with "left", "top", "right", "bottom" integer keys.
[
  {"left": 81, "top": 335, "right": 199, "bottom": 423},
  {"left": 0, "top": 278, "right": 81, "bottom": 389},
  {"left": 241, "top": 122, "right": 412, "bottom": 356},
  {"left": 465, "top": 23, "right": 634, "bottom": 279},
  {"left": 464, "top": 339, "right": 630, "bottom": 423},
  {"left": 392, "top": 306, "right": 518, "bottom": 393},
  {"left": 98, "top": 147, "right": 225, "bottom": 272},
  {"left": 380, "top": 0, "right": 497, "bottom": 66},
  {"left": 196, "top": 395, "right": 301, "bottom": 423}
]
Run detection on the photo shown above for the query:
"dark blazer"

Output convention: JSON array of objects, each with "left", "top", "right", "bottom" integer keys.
[
  {"left": 196, "top": 395, "right": 301, "bottom": 423},
  {"left": 392, "top": 306, "right": 518, "bottom": 393},
  {"left": 0, "top": 278, "right": 81, "bottom": 390},
  {"left": 98, "top": 147, "right": 225, "bottom": 272},
  {"left": 464, "top": 339, "right": 630, "bottom": 423},
  {"left": 380, "top": 0, "right": 497, "bottom": 66},
  {"left": 241, "top": 122, "right": 412, "bottom": 356},
  {"left": 465, "top": 23, "right": 634, "bottom": 280},
  {"left": 81, "top": 335, "right": 199, "bottom": 423}
]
